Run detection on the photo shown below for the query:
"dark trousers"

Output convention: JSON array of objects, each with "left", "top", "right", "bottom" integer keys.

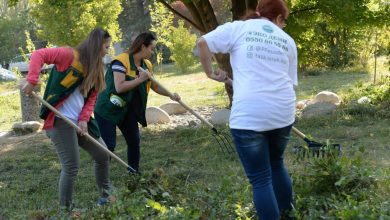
[
  {"left": 231, "top": 124, "right": 293, "bottom": 220},
  {"left": 95, "top": 110, "right": 140, "bottom": 171}
]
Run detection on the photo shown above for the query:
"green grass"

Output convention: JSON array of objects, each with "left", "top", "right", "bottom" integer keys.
[
  {"left": 148, "top": 63, "right": 229, "bottom": 108},
  {"left": 0, "top": 92, "right": 21, "bottom": 131},
  {"left": 0, "top": 81, "right": 18, "bottom": 94},
  {"left": 296, "top": 70, "right": 370, "bottom": 100},
  {"left": 0, "top": 63, "right": 389, "bottom": 219}
]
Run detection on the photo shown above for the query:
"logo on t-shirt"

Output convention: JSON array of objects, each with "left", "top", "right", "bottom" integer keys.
[{"left": 262, "top": 25, "right": 273, "bottom": 33}]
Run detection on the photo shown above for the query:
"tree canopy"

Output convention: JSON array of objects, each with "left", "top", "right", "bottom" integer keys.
[{"left": 29, "top": 0, "right": 122, "bottom": 47}]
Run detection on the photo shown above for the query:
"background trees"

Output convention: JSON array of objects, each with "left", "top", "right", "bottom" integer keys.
[
  {"left": 118, "top": 0, "right": 152, "bottom": 49},
  {"left": 285, "top": 0, "right": 390, "bottom": 69},
  {"left": 0, "top": 0, "right": 389, "bottom": 88},
  {"left": 29, "top": 0, "right": 122, "bottom": 47},
  {"left": 0, "top": 0, "right": 32, "bottom": 65}
]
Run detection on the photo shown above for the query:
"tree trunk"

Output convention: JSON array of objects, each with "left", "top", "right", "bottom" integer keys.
[
  {"left": 183, "top": 0, "right": 234, "bottom": 106},
  {"left": 163, "top": 0, "right": 260, "bottom": 107},
  {"left": 231, "top": 0, "right": 258, "bottom": 20},
  {"left": 19, "top": 78, "right": 41, "bottom": 122}
]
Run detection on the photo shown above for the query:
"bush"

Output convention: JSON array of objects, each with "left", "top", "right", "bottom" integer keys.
[
  {"left": 341, "top": 77, "right": 390, "bottom": 118},
  {"left": 291, "top": 147, "right": 386, "bottom": 219},
  {"left": 168, "top": 21, "right": 197, "bottom": 73}
]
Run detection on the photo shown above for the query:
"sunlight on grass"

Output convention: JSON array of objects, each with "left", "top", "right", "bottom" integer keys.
[
  {"left": 0, "top": 81, "right": 18, "bottom": 94},
  {"left": 148, "top": 64, "right": 229, "bottom": 108},
  {"left": 0, "top": 93, "right": 21, "bottom": 132},
  {"left": 0, "top": 63, "right": 389, "bottom": 219}
]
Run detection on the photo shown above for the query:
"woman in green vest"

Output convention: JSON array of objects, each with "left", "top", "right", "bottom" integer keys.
[
  {"left": 94, "top": 32, "right": 180, "bottom": 173},
  {"left": 22, "top": 28, "right": 114, "bottom": 214}
]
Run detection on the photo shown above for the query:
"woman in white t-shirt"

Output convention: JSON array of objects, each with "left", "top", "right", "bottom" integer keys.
[{"left": 197, "top": 0, "right": 297, "bottom": 219}]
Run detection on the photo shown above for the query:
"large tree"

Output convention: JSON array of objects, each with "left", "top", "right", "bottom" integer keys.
[
  {"left": 118, "top": 0, "right": 152, "bottom": 49},
  {"left": 157, "top": 0, "right": 389, "bottom": 105},
  {"left": 157, "top": 0, "right": 259, "bottom": 105},
  {"left": 29, "top": 0, "right": 122, "bottom": 47}
]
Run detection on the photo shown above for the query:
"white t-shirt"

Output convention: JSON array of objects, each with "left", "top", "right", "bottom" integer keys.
[
  {"left": 202, "top": 19, "right": 298, "bottom": 132},
  {"left": 57, "top": 86, "right": 84, "bottom": 124}
]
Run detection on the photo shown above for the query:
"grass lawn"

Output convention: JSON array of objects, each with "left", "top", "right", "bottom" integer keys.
[{"left": 0, "top": 63, "right": 389, "bottom": 219}]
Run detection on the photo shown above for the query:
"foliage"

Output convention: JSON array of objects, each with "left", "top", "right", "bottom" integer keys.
[
  {"left": 210, "top": 0, "right": 232, "bottom": 23},
  {"left": 347, "top": 77, "right": 389, "bottom": 104},
  {"left": 150, "top": 1, "right": 175, "bottom": 66},
  {"left": 292, "top": 147, "right": 388, "bottom": 219},
  {"left": 342, "top": 77, "right": 390, "bottom": 117},
  {"left": 285, "top": 0, "right": 390, "bottom": 69},
  {"left": 0, "top": 14, "right": 29, "bottom": 64},
  {"left": 29, "top": 0, "right": 122, "bottom": 47},
  {"left": 17, "top": 30, "right": 36, "bottom": 64},
  {"left": 168, "top": 20, "right": 197, "bottom": 73}
]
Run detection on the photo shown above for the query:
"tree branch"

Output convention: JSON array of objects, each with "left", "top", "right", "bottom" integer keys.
[{"left": 157, "top": 0, "right": 205, "bottom": 33}]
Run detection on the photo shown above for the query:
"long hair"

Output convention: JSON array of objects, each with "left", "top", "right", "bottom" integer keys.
[
  {"left": 244, "top": 0, "right": 289, "bottom": 21},
  {"left": 76, "top": 27, "right": 111, "bottom": 96},
  {"left": 127, "top": 32, "right": 156, "bottom": 54}
]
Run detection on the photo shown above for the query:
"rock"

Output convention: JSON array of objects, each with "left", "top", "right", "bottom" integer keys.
[
  {"left": 12, "top": 121, "right": 42, "bottom": 135},
  {"left": 357, "top": 96, "right": 371, "bottom": 104},
  {"left": 146, "top": 106, "right": 171, "bottom": 124},
  {"left": 210, "top": 109, "right": 230, "bottom": 125},
  {"left": 159, "top": 102, "right": 187, "bottom": 115},
  {"left": 312, "top": 91, "right": 341, "bottom": 105},
  {"left": 296, "top": 99, "right": 310, "bottom": 109},
  {"left": 301, "top": 102, "right": 337, "bottom": 119},
  {"left": 0, "top": 66, "right": 17, "bottom": 81}
]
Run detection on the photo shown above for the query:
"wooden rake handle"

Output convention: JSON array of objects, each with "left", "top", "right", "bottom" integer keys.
[
  {"left": 141, "top": 68, "right": 216, "bottom": 130},
  {"left": 31, "top": 92, "right": 136, "bottom": 172},
  {"left": 292, "top": 126, "right": 306, "bottom": 139}
]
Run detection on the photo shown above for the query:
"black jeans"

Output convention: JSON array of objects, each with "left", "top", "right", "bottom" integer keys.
[{"left": 95, "top": 110, "right": 140, "bottom": 171}]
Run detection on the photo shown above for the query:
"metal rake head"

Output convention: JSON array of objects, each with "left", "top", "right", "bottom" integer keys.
[
  {"left": 211, "top": 128, "right": 235, "bottom": 156},
  {"left": 293, "top": 141, "right": 341, "bottom": 158}
]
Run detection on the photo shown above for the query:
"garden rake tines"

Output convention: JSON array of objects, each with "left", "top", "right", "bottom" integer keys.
[
  {"left": 292, "top": 126, "right": 341, "bottom": 158},
  {"left": 141, "top": 68, "right": 235, "bottom": 156}
]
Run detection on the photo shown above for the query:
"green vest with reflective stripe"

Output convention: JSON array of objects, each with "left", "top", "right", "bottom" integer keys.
[{"left": 94, "top": 53, "right": 153, "bottom": 126}]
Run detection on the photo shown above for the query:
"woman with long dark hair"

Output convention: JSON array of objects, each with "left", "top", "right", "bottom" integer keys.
[
  {"left": 94, "top": 32, "right": 180, "bottom": 173},
  {"left": 198, "top": 0, "right": 297, "bottom": 219},
  {"left": 22, "top": 27, "right": 114, "bottom": 214}
]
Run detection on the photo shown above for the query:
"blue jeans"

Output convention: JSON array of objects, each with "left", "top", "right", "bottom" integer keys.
[
  {"left": 231, "top": 124, "right": 293, "bottom": 220},
  {"left": 95, "top": 109, "right": 140, "bottom": 171}
]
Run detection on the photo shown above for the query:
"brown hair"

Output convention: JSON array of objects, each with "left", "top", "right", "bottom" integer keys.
[
  {"left": 128, "top": 32, "right": 156, "bottom": 54},
  {"left": 76, "top": 27, "right": 111, "bottom": 96},
  {"left": 244, "top": 0, "right": 289, "bottom": 21}
]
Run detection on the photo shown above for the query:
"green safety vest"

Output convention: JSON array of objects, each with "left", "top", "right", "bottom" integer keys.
[
  {"left": 40, "top": 50, "right": 101, "bottom": 137},
  {"left": 94, "top": 53, "right": 153, "bottom": 126}
]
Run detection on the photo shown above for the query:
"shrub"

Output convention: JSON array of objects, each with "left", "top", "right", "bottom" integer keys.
[
  {"left": 168, "top": 20, "right": 197, "bottom": 73},
  {"left": 291, "top": 147, "right": 385, "bottom": 219}
]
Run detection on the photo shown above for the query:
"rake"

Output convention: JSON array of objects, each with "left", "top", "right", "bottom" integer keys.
[
  {"left": 292, "top": 126, "right": 341, "bottom": 158},
  {"left": 31, "top": 92, "right": 137, "bottom": 173},
  {"left": 141, "top": 68, "right": 235, "bottom": 156}
]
